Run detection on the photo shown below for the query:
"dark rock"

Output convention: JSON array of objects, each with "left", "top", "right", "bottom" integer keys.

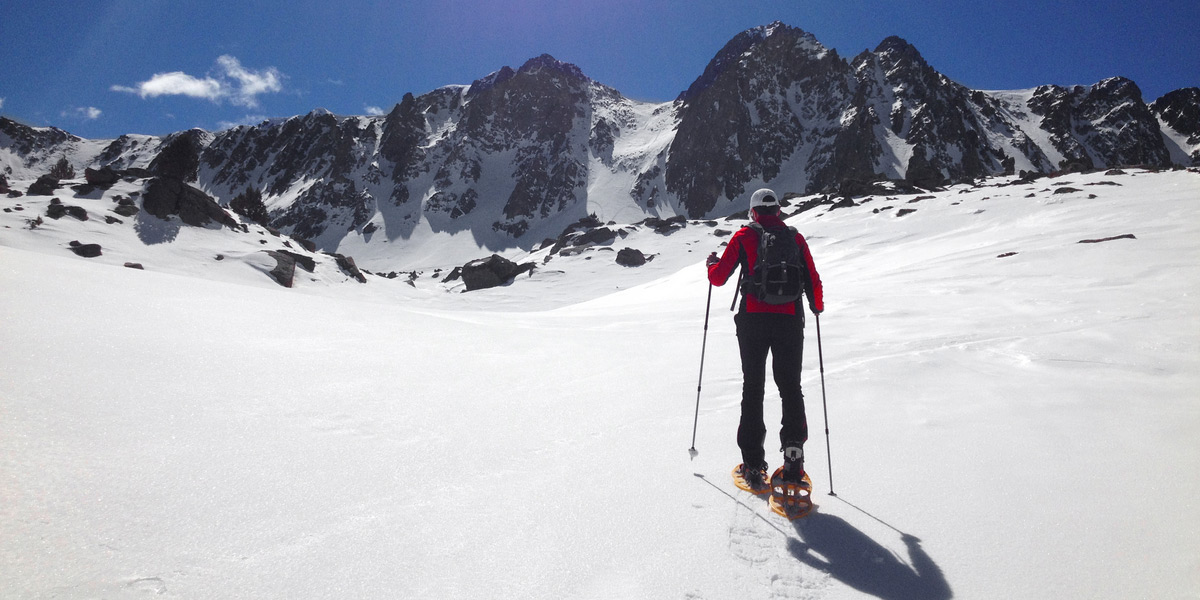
[
  {"left": 142, "top": 177, "right": 238, "bottom": 228},
  {"left": 573, "top": 226, "right": 616, "bottom": 246},
  {"left": 334, "top": 253, "right": 367, "bottom": 283},
  {"left": 46, "top": 203, "right": 88, "bottom": 220},
  {"left": 559, "top": 214, "right": 604, "bottom": 237},
  {"left": 640, "top": 215, "right": 688, "bottom": 234},
  {"left": 105, "top": 215, "right": 123, "bottom": 224},
  {"left": 84, "top": 166, "right": 121, "bottom": 187},
  {"left": 997, "top": 252, "right": 1019, "bottom": 258},
  {"left": 265, "top": 250, "right": 297, "bottom": 287},
  {"left": 68, "top": 242, "right": 102, "bottom": 257},
  {"left": 113, "top": 204, "right": 140, "bottom": 217},
  {"left": 124, "top": 262, "right": 144, "bottom": 270},
  {"left": 293, "top": 238, "right": 317, "bottom": 252},
  {"left": 28, "top": 175, "right": 60, "bottom": 196},
  {"left": 1079, "top": 234, "right": 1136, "bottom": 244},
  {"left": 1053, "top": 187, "right": 1082, "bottom": 194},
  {"left": 275, "top": 249, "right": 316, "bottom": 272},
  {"left": 1015, "top": 171, "right": 1046, "bottom": 185},
  {"left": 615, "top": 247, "right": 647, "bottom": 267},
  {"left": 896, "top": 208, "right": 917, "bottom": 217},
  {"left": 460, "top": 254, "right": 535, "bottom": 291}
]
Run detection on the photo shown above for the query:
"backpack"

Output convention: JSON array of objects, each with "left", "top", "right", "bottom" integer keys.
[{"left": 743, "top": 222, "right": 806, "bottom": 305}]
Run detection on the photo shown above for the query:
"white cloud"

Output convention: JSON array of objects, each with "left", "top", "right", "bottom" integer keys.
[
  {"left": 112, "top": 71, "right": 224, "bottom": 102},
  {"left": 364, "top": 105, "right": 385, "bottom": 116},
  {"left": 61, "top": 106, "right": 103, "bottom": 120},
  {"left": 216, "top": 55, "right": 282, "bottom": 107},
  {"left": 112, "top": 56, "right": 283, "bottom": 108}
]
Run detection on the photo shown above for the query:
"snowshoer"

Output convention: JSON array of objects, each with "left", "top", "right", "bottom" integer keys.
[{"left": 706, "top": 188, "right": 823, "bottom": 495}]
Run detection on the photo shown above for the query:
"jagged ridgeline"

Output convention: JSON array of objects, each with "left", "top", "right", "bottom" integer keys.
[{"left": 2, "top": 21, "right": 1197, "bottom": 252}]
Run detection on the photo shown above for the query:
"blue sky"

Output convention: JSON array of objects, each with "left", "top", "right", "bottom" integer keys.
[{"left": 2, "top": 0, "right": 1196, "bottom": 139}]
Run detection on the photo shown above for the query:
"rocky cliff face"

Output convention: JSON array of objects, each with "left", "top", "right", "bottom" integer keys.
[
  {"left": 2, "top": 21, "right": 1196, "bottom": 244},
  {"left": 1026, "top": 77, "right": 1171, "bottom": 170},
  {"left": 1151, "top": 87, "right": 1200, "bottom": 165}
]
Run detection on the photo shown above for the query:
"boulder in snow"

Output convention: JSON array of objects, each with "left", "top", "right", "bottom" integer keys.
[
  {"left": 460, "top": 254, "right": 535, "bottom": 291},
  {"left": 616, "top": 247, "right": 647, "bottom": 267},
  {"left": 27, "top": 175, "right": 60, "bottom": 196},
  {"left": 46, "top": 202, "right": 88, "bottom": 221},
  {"left": 67, "top": 241, "right": 102, "bottom": 258},
  {"left": 84, "top": 166, "right": 121, "bottom": 188},
  {"left": 142, "top": 177, "right": 239, "bottom": 229},
  {"left": 265, "top": 251, "right": 297, "bottom": 288}
]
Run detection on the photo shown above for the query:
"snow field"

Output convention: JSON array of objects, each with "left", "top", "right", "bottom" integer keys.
[{"left": 2, "top": 168, "right": 1198, "bottom": 598}]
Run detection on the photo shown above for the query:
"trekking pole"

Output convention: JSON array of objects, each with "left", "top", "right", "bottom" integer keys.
[
  {"left": 815, "top": 313, "right": 836, "bottom": 495},
  {"left": 729, "top": 269, "right": 743, "bottom": 311},
  {"left": 689, "top": 281, "right": 714, "bottom": 460}
]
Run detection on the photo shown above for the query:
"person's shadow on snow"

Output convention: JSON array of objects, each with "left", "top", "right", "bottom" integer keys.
[{"left": 789, "top": 512, "right": 952, "bottom": 600}]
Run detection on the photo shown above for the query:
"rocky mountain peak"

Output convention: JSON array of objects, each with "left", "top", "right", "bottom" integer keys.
[
  {"left": 1092, "top": 76, "right": 1145, "bottom": 103},
  {"left": 678, "top": 22, "right": 829, "bottom": 102},
  {"left": 873, "top": 36, "right": 926, "bottom": 65},
  {"left": 518, "top": 54, "right": 587, "bottom": 82}
]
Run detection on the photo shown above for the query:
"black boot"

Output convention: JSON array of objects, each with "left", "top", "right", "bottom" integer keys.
[{"left": 781, "top": 445, "right": 805, "bottom": 481}]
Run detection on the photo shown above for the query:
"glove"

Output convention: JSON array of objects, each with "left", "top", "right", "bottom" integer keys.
[
  {"left": 706, "top": 252, "right": 720, "bottom": 267},
  {"left": 810, "top": 302, "right": 823, "bottom": 315}
]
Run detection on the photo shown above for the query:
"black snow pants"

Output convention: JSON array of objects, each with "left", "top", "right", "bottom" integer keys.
[{"left": 735, "top": 311, "right": 808, "bottom": 469}]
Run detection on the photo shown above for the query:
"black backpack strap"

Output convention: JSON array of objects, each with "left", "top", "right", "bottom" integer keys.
[{"left": 731, "top": 224, "right": 761, "bottom": 310}]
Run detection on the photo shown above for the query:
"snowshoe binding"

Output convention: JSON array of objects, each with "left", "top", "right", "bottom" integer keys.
[
  {"left": 769, "top": 446, "right": 814, "bottom": 519},
  {"left": 732, "top": 463, "right": 770, "bottom": 495}
]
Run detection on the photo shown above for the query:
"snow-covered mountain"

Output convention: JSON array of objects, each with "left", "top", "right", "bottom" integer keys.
[{"left": 2, "top": 21, "right": 1197, "bottom": 270}]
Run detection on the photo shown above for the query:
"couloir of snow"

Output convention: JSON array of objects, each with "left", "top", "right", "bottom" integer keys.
[{"left": 2, "top": 168, "right": 1198, "bottom": 599}]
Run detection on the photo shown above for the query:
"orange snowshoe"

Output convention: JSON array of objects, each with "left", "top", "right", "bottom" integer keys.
[
  {"left": 731, "top": 463, "right": 770, "bottom": 495},
  {"left": 768, "top": 466, "right": 814, "bottom": 519}
]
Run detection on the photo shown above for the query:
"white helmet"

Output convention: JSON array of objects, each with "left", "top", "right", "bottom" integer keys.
[{"left": 750, "top": 188, "right": 779, "bottom": 209}]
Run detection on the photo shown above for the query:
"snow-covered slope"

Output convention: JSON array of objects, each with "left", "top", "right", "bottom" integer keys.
[{"left": 2, "top": 168, "right": 1199, "bottom": 599}]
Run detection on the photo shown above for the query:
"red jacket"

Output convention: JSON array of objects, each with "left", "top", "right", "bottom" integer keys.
[{"left": 707, "top": 213, "right": 823, "bottom": 315}]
